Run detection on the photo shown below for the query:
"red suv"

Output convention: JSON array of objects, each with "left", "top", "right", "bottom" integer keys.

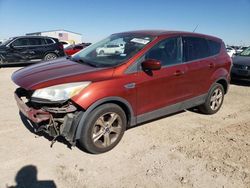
[{"left": 12, "top": 30, "right": 231, "bottom": 154}]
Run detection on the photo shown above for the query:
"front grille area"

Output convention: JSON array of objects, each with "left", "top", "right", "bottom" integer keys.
[{"left": 233, "top": 64, "right": 250, "bottom": 70}]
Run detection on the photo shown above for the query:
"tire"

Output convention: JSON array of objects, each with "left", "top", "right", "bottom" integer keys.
[
  {"left": 78, "top": 103, "right": 127, "bottom": 154},
  {"left": 0, "top": 56, "right": 4, "bottom": 64},
  {"left": 198, "top": 83, "right": 224, "bottom": 114},
  {"left": 99, "top": 50, "right": 104, "bottom": 55},
  {"left": 44, "top": 53, "right": 57, "bottom": 61}
]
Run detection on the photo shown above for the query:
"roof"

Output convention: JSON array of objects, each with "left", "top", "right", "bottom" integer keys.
[
  {"left": 115, "top": 30, "right": 222, "bottom": 41},
  {"left": 26, "top": 29, "right": 82, "bottom": 36},
  {"left": 10, "top": 36, "right": 58, "bottom": 40}
]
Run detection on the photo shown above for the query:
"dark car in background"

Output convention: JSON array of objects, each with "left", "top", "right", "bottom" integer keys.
[
  {"left": 231, "top": 47, "right": 250, "bottom": 80},
  {"left": 64, "top": 43, "right": 91, "bottom": 56},
  {"left": 0, "top": 36, "right": 65, "bottom": 64}
]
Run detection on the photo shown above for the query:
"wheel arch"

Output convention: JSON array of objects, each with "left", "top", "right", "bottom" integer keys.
[
  {"left": 210, "top": 67, "right": 230, "bottom": 94},
  {"left": 74, "top": 97, "right": 136, "bottom": 140},
  {"left": 216, "top": 78, "right": 229, "bottom": 94}
]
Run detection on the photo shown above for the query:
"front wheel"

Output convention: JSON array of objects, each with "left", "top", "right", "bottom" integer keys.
[
  {"left": 78, "top": 103, "right": 127, "bottom": 154},
  {"left": 198, "top": 83, "right": 224, "bottom": 114}
]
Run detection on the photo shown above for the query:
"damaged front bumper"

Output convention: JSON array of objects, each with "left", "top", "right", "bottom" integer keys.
[
  {"left": 15, "top": 93, "right": 51, "bottom": 123},
  {"left": 14, "top": 88, "right": 82, "bottom": 146}
]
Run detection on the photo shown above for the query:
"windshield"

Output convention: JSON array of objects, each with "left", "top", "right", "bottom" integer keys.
[
  {"left": 0, "top": 38, "right": 14, "bottom": 46},
  {"left": 71, "top": 33, "right": 154, "bottom": 67},
  {"left": 239, "top": 47, "right": 250, "bottom": 56}
]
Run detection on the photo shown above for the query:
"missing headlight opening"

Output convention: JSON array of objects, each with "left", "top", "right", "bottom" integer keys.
[{"left": 15, "top": 87, "right": 81, "bottom": 147}]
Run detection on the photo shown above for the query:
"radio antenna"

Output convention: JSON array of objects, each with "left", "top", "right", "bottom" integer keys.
[{"left": 193, "top": 24, "right": 199, "bottom": 32}]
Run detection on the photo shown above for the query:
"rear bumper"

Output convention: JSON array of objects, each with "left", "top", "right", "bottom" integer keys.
[{"left": 14, "top": 93, "right": 51, "bottom": 123}]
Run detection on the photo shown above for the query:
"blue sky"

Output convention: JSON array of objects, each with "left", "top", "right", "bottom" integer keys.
[{"left": 0, "top": 0, "right": 250, "bottom": 45}]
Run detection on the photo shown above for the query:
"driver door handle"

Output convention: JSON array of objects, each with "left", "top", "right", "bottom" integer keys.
[{"left": 174, "top": 70, "right": 185, "bottom": 76}]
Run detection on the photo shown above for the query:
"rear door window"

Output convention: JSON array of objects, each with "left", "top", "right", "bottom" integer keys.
[
  {"left": 28, "top": 38, "right": 45, "bottom": 46},
  {"left": 183, "top": 37, "right": 210, "bottom": 62}
]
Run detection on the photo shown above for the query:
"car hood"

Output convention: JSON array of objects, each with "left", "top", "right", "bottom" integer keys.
[
  {"left": 12, "top": 57, "right": 114, "bottom": 90},
  {"left": 0, "top": 45, "right": 7, "bottom": 51},
  {"left": 232, "top": 55, "right": 250, "bottom": 65}
]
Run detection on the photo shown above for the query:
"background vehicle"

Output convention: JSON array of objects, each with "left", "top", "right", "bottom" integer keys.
[
  {"left": 96, "top": 43, "right": 124, "bottom": 55},
  {"left": 236, "top": 46, "right": 248, "bottom": 54},
  {"left": 0, "top": 36, "right": 65, "bottom": 64},
  {"left": 226, "top": 46, "right": 236, "bottom": 57},
  {"left": 60, "top": 41, "right": 71, "bottom": 48},
  {"left": 231, "top": 46, "right": 250, "bottom": 80},
  {"left": 12, "top": 31, "right": 231, "bottom": 154},
  {"left": 64, "top": 43, "right": 91, "bottom": 56}
]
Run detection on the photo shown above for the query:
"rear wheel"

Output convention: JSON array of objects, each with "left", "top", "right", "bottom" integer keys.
[
  {"left": 44, "top": 53, "right": 57, "bottom": 61},
  {"left": 78, "top": 103, "right": 126, "bottom": 154},
  {"left": 199, "top": 83, "right": 224, "bottom": 114},
  {"left": 0, "top": 57, "right": 4, "bottom": 64},
  {"left": 99, "top": 50, "right": 104, "bottom": 55}
]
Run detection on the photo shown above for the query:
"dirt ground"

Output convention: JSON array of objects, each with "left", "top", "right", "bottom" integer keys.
[{"left": 0, "top": 67, "right": 249, "bottom": 188}]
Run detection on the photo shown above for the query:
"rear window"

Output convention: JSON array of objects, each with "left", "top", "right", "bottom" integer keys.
[
  {"left": 207, "top": 40, "right": 221, "bottom": 56},
  {"left": 45, "top": 38, "right": 55, "bottom": 44},
  {"left": 183, "top": 37, "right": 210, "bottom": 62},
  {"left": 75, "top": 45, "right": 83, "bottom": 50}
]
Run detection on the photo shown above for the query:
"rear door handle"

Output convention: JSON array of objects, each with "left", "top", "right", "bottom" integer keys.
[{"left": 174, "top": 70, "right": 185, "bottom": 76}]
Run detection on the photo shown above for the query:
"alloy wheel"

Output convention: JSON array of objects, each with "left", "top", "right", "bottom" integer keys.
[
  {"left": 210, "top": 88, "right": 223, "bottom": 111},
  {"left": 92, "top": 112, "right": 122, "bottom": 148}
]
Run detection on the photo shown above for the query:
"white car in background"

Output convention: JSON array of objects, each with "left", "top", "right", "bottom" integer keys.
[
  {"left": 226, "top": 47, "right": 236, "bottom": 57},
  {"left": 60, "top": 41, "right": 71, "bottom": 48},
  {"left": 96, "top": 43, "right": 124, "bottom": 55}
]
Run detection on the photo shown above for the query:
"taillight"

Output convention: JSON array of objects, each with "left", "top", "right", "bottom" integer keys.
[{"left": 59, "top": 43, "right": 64, "bottom": 50}]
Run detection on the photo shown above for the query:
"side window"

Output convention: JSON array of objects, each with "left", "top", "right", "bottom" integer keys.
[
  {"left": 28, "top": 38, "right": 43, "bottom": 46},
  {"left": 75, "top": 46, "right": 83, "bottom": 50},
  {"left": 145, "top": 37, "right": 182, "bottom": 66},
  {"left": 207, "top": 40, "right": 221, "bottom": 56},
  {"left": 12, "top": 38, "right": 30, "bottom": 47},
  {"left": 183, "top": 37, "right": 210, "bottom": 62},
  {"left": 45, "top": 38, "right": 54, "bottom": 44}
]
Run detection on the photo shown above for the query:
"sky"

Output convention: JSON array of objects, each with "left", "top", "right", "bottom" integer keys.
[{"left": 0, "top": 0, "right": 250, "bottom": 46}]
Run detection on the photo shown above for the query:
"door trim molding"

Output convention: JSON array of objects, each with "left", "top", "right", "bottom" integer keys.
[{"left": 136, "top": 94, "right": 207, "bottom": 124}]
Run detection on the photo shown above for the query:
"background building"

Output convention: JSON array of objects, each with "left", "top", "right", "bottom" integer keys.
[{"left": 26, "top": 29, "right": 82, "bottom": 44}]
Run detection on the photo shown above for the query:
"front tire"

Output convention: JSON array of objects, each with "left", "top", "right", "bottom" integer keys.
[
  {"left": 199, "top": 83, "right": 224, "bottom": 114},
  {"left": 78, "top": 103, "right": 126, "bottom": 154}
]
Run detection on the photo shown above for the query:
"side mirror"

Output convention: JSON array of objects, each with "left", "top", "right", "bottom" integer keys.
[
  {"left": 141, "top": 59, "right": 161, "bottom": 71},
  {"left": 8, "top": 43, "right": 15, "bottom": 49}
]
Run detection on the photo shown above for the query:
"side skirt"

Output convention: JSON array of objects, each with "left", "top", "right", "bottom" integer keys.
[{"left": 136, "top": 94, "right": 207, "bottom": 124}]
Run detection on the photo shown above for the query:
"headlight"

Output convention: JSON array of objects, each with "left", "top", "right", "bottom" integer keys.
[{"left": 32, "top": 81, "right": 91, "bottom": 102}]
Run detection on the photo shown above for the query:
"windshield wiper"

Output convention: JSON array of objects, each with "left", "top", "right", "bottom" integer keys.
[{"left": 68, "top": 56, "right": 98, "bottom": 67}]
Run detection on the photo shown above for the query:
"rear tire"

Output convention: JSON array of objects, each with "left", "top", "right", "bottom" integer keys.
[
  {"left": 44, "top": 53, "right": 57, "bottom": 61},
  {"left": 198, "top": 83, "right": 224, "bottom": 114},
  {"left": 0, "top": 56, "right": 4, "bottom": 64},
  {"left": 99, "top": 50, "right": 104, "bottom": 55},
  {"left": 78, "top": 103, "right": 126, "bottom": 154}
]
